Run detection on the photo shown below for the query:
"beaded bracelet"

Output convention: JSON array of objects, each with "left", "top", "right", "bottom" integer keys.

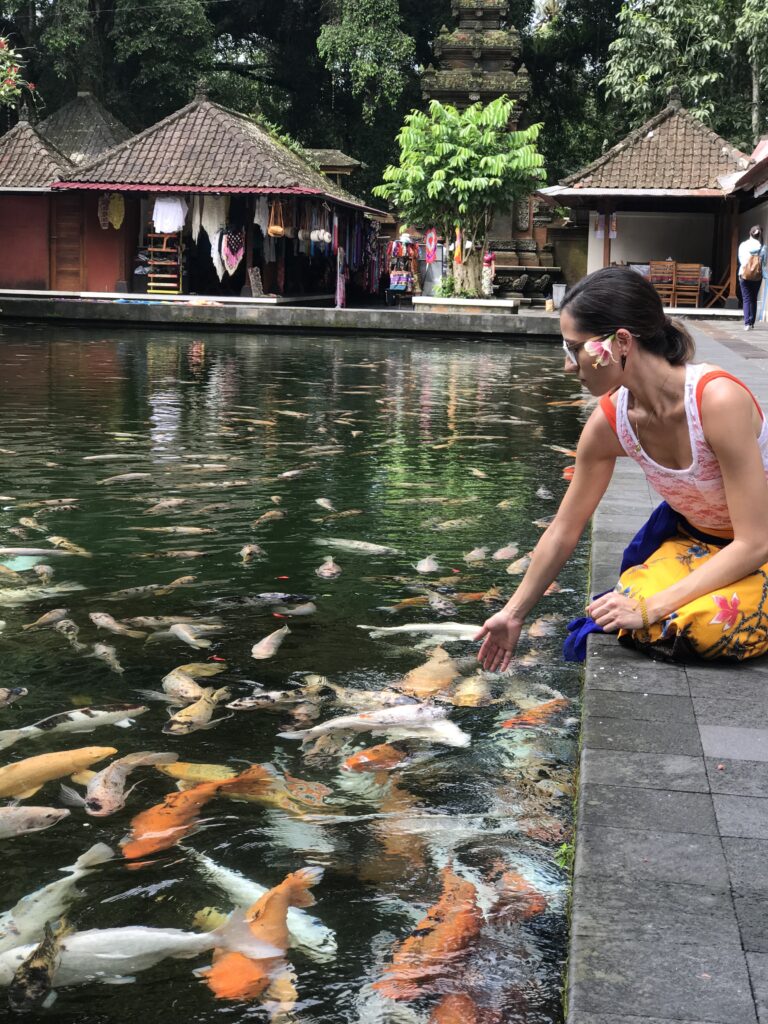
[{"left": 637, "top": 595, "right": 651, "bottom": 640}]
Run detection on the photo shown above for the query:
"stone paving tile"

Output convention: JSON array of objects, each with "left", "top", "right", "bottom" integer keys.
[
  {"left": 570, "top": 1014, "right": 720, "bottom": 1024},
  {"left": 694, "top": 698, "right": 768, "bottom": 728},
  {"left": 585, "top": 690, "right": 695, "bottom": 723},
  {"left": 723, "top": 839, "right": 768, "bottom": 897},
  {"left": 747, "top": 953, "right": 768, "bottom": 1024},
  {"left": 587, "top": 654, "right": 689, "bottom": 695},
  {"left": 583, "top": 714, "right": 703, "bottom": 755},
  {"left": 569, "top": 934, "right": 757, "bottom": 1022},
  {"left": 581, "top": 749, "right": 708, "bottom": 791},
  {"left": 706, "top": 758, "right": 768, "bottom": 797},
  {"left": 700, "top": 725, "right": 768, "bottom": 762},
  {"left": 580, "top": 784, "right": 718, "bottom": 834},
  {"left": 687, "top": 665, "right": 768, "bottom": 700},
  {"left": 735, "top": 897, "right": 768, "bottom": 953},
  {"left": 572, "top": 876, "right": 741, "bottom": 944},
  {"left": 575, "top": 825, "right": 729, "bottom": 887},
  {"left": 713, "top": 795, "right": 768, "bottom": 839}
]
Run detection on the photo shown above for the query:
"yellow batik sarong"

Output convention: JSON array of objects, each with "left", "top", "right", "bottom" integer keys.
[{"left": 616, "top": 530, "right": 768, "bottom": 660}]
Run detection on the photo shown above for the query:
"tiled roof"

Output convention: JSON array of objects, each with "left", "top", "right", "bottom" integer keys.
[
  {"left": 304, "top": 148, "right": 363, "bottom": 171},
  {"left": 37, "top": 91, "right": 132, "bottom": 166},
  {"left": 59, "top": 96, "right": 368, "bottom": 207},
  {"left": 0, "top": 118, "right": 72, "bottom": 188},
  {"left": 561, "top": 102, "right": 751, "bottom": 191}
]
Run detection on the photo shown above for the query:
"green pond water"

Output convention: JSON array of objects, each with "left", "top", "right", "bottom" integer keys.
[{"left": 0, "top": 325, "right": 589, "bottom": 1023}]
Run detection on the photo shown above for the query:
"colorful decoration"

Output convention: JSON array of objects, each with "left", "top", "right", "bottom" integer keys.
[
  {"left": 453, "top": 226, "right": 463, "bottom": 265},
  {"left": 425, "top": 228, "right": 438, "bottom": 264}
]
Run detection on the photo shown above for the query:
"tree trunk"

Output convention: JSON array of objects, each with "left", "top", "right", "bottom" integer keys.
[
  {"left": 752, "top": 54, "right": 761, "bottom": 148},
  {"left": 453, "top": 251, "right": 482, "bottom": 297}
]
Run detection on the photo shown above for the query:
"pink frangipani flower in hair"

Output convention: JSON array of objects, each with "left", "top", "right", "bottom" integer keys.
[{"left": 583, "top": 334, "right": 617, "bottom": 369}]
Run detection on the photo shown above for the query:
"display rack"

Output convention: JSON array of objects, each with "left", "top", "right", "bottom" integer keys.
[{"left": 146, "top": 232, "right": 183, "bottom": 294}]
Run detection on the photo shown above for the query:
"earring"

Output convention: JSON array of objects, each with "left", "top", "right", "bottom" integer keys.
[{"left": 620, "top": 353, "right": 627, "bottom": 371}]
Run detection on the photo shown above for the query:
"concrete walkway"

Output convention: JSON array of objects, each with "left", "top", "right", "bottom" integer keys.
[{"left": 569, "top": 321, "right": 768, "bottom": 1024}]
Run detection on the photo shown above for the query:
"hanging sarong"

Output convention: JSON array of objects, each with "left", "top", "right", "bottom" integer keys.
[
  {"left": 201, "top": 195, "right": 229, "bottom": 242},
  {"left": 222, "top": 228, "right": 244, "bottom": 275},
  {"left": 107, "top": 193, "right": 124, "bottom": 230},
  {"left": 190, "top": 196, "right": 202, "bottom": 243},
  {"left": 210, "top": 228, "right": 226, "bottom": 282},
  {"left": 97, "top": 193, "right": 110, "bottom": 230}
]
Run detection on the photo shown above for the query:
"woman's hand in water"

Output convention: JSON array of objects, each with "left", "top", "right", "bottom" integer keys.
[
  {"left": 474, "top": 612, "right": 524, "bottom": 672},
  {"left": 587, "top": 591, "right": 646, "bottom": 632}
]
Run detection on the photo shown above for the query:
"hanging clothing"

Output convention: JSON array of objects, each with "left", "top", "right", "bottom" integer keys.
[
  {"left": 210, "top": 228, "right": 226, "bottom": 282},
  {"left": 263, "top": 232, "right": 276, "bottom": 264},
  {"left": 97, "top": 194, "right": 110, "bottom": 230},
  {"left": 107, "top": 193, "right": 124, "bottom": 230},
  {"left": 190, "top": 196, "right": 202, "bottom": 243},
  {"left": 201, "top": 195, "right": 229, "bottom": 242},
  {"left": 336, "top": 246, "right": 346, "bottom": 308},
  {"left": 253, "top": 196, "right": 269, "bottom": 236},
  {"left": 222, "top": 228, "right": 245, "bottom": 275},
  {"left": 152, "top": 196, "right": 188, "bottom": 234}
]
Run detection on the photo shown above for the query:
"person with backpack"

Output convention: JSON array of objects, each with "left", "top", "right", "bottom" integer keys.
[{"left": 738, "top": 225, "right": 765, "bottom": 331}]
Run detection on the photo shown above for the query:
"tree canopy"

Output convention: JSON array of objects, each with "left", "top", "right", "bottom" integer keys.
[{"left": 0, "top": 0, "right": 764, "bottom": 193}]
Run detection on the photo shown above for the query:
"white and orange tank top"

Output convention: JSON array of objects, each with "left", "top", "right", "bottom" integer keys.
[{"left": 599, "top": 363, "right": 768, "bottom": 532}]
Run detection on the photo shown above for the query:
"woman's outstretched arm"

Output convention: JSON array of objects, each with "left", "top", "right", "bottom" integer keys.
[{"left": 475, "top": 405, "right": 621, "bottom": 671}]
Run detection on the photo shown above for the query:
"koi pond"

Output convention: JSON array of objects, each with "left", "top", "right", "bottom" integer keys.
[{"left": 0, "top": 325, "right": 588, "bottom": 1023}]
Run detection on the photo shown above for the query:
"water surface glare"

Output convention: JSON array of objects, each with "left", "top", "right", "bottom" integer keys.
[{"left": 0, "top": 327, "right": 588, "bottom": 1022}]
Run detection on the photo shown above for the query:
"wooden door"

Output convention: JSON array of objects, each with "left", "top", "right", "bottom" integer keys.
[{"left": 50, "top": 193, "right": 84, "bottom": 291}]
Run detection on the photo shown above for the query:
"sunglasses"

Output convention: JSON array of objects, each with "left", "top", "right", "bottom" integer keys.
[{"left": 562, "top": 333, "right": 614, "bottom": 366}]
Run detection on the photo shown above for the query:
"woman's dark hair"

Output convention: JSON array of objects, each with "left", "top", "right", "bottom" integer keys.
[
  {"left": 750, "top": 225, "right": 763, "bottom": 241},
  {"left": 561, "top": 266, "right": 695, "bottom": 366}
]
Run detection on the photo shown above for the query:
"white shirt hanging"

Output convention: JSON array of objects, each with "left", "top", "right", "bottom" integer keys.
[{"left": 152, "top": 195, "right": 188, "bottom": 234}]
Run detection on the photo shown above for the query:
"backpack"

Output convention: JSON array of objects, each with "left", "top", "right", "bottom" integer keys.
[{"left": 742, "top": 250, "right": 762, "bottom": 282}]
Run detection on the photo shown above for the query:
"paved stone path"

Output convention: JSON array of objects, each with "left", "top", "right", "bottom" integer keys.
[{"left": 569, "top": 321, "right": 768, "bottom": 1024}]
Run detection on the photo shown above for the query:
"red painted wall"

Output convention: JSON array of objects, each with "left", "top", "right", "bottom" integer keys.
[
  {"left": 0, "top": 194, "right": 50, "bottom": 289},
  {"left": 83, "top": 193, "right": 129, "bottom": 292}
]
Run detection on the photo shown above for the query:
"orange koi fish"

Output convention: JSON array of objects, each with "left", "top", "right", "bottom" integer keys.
[
  {"left": 200, "top": 865, "right": 324, "bottom": 1001},
  {"left": 120, "top": 765, "right": 273, "bottom": 860},
  {"left": 430, "top": 993, "right": 501, "bottom": 1023},
  {"left": 562, "top": 464, "right": 575, "bottom": 481},
  {"left": 374, "top": 866, "right": 483, "bottom": 1000},
  {"left": 341, "top": 743, "right": 410, "bottom": 773},
  {"left": 500, "top": 697, "right": 569, "bottom": 730},
  {"left": 490, "top": 866, "right": 548, "bottom": 920},
  {"left": 157, "top": 760, "right": 330, "bottom": 814}
]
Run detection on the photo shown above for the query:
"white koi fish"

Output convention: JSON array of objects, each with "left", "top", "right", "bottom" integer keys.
[
  {"left": 0, "top": 842, "right": 114, "bottom": 953},
  {"left": 0, "top": 704, "right": 146, "bottom": 753}
]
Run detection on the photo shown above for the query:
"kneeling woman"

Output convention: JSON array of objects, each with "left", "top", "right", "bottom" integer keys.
[{"left": 476, "top": 266, "right": 768, "bottom": 670}]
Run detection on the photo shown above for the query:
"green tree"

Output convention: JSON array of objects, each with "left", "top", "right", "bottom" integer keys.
[
  {"left": 374, "top": 96, "right": 545, "bottom": 296},
  {"left": 110, "top": 0, "right": 214, "bottom": 125},
  {"left": 317, "top": 0, "right": 416, "bottom": 124},
  {"left": 736, "top": 0, "right": 768, "bottom": 144},
  {"left": 602, "top": 0, "right": 764, "bottom": 148}
]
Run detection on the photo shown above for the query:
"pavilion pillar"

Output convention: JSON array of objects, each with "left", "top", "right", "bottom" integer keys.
[
  {"left": 602, "top": 204, "right": 612, "bottom": 268},
  {"left": 728, "top": 197, "right": 739, "bottom": 299}
]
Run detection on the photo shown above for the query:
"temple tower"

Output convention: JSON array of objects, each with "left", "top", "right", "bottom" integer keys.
[{"left": 421, "top": 0, "right": 530, "bottom": 125}]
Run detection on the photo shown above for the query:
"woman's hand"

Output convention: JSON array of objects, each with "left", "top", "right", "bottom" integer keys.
[
  {"left": 474, "top": 612, "right": 524, "bottom": 672},
  {"left": 587, "top": 591, "right": 645, "bottom": 633}
]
